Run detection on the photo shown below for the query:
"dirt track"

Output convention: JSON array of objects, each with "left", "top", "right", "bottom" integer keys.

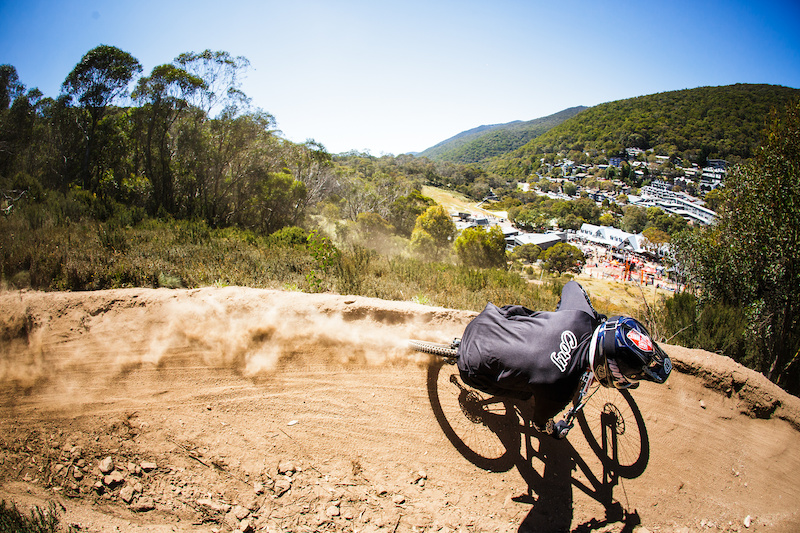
[{"left": 1, "top": 287, "right": 799, "bottom": 532}]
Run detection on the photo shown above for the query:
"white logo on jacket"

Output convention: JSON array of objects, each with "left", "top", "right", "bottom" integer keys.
[{"left": 550, "top": 330, "right": 577, "bottom": 372}]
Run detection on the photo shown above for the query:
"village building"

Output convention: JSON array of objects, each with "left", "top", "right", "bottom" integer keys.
[
  {"left": 632, "top": 183, "right": 717, "bottom": 225},
  {"left": 507, "top": 232, "right": 564, "bottom": 251},
  {"left": 577, "top": 223, "right": 648, "bottom": 254}
]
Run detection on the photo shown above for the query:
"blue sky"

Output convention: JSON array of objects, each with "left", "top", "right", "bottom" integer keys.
[{"left": 2, "top": 0, "right": 799, "bottom": 155}]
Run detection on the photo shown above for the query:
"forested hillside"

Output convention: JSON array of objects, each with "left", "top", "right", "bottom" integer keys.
[
  {"left": 486, "top": 84, "right": 800, "bottom": 177},
  {"left": 418, "top": 106, "right": 586, "bottom": 163}
]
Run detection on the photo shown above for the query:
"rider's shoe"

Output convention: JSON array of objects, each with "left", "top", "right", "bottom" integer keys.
[
  {"left": 534, "top": 418, "right": 571, "bottom": 439},
  {"left": 552, "top": 420, "right": 572, "bottom": 439}
]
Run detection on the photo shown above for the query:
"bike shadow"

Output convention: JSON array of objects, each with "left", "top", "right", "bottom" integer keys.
[{"left": 426, "top": 361, "right": 649, "bottom": 533}]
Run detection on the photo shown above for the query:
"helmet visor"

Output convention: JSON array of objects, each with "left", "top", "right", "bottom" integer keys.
[{"left": 625, "top": 344, "right": 672, "bottom": 383}]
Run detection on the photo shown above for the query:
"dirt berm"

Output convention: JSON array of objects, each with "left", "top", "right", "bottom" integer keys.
[{"left": 1, "top": 287, "right": 799, "bottom": 532}]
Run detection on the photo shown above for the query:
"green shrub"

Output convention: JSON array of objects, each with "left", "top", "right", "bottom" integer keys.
[
  {"left": 268, "top": 226, "right": 309, "bottom": 247},
  {"left": 97, "top": 222, "right": 128, "bottom": 252},
  {"left": 175, "top": 219, "right": 211, "bottom": 245},
  {"left": 547, "top": 279, "right": 564, "bottom": 297},
  {"left": 660, "top": 291, "right": 751, "bottom": 362},
  {"left": 0, "top": 499, "right": 76, "bottom": 532},
  {"left": 157, "top": 272, "right": 184, "bottom": 289}
]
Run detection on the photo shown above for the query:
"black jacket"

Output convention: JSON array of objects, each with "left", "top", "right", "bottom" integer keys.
[{"left": 457, "top": 281, "right": 604, "bottom": 415}]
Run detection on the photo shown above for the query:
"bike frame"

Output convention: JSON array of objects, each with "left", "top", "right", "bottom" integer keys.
[
  {"left": 409, "top": 338, "right": 600, "bottom": 439},
  {"left": 555, "top": 370, "right": 598, "bottom": 437}
]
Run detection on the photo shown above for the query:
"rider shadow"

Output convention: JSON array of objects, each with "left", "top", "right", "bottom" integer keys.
[{"left": 427, "top": 362, "right": 649, "bottom": 533}]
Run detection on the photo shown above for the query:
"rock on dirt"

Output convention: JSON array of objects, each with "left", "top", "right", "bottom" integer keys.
[
  {"left": 98, "top": 456, "right": 114, "bottom": 474},
  {"left": 131, "top": 496, "right": 155, "bottom": 512}
]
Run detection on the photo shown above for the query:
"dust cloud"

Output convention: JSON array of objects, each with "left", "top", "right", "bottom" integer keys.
[
  {"left": 0, "top": 288, "right": 463, "bottom": 402},
  {"left": 144, "top": 290, "right": 432, "bottom": 374}
]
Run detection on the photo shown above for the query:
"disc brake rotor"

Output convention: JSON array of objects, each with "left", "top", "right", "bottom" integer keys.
[{"left": 601, "top": 403, "right": 625, "bottom": 435}]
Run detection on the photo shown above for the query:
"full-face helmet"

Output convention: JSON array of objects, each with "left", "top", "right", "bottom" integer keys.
[{"left": 588, "top": 316, "right": 672, "bottom": 389}]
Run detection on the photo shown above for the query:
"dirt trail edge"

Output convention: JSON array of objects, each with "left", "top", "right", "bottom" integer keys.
[{"left": 1, "top": 287, "right": 799, "bottom": 533}]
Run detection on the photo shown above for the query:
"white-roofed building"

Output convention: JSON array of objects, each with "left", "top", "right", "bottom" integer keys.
[
  {"left": 634, "top": 184, "right": 717, "bottom": 225},
  {"left": 508, "top": 232, "right": 564, "bottom": 251},
  {"left": 577, "top": 224, "right": 647, "bottom": 254}
]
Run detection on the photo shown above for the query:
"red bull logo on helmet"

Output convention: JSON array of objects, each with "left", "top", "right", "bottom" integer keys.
[{"left": 626, "top": 328, "right": 653, "bottom": 352}]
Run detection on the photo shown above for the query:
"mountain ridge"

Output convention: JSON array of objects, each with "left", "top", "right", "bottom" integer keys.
[{"left": 418, "top": 106, "right": 587, "bottom": 163}]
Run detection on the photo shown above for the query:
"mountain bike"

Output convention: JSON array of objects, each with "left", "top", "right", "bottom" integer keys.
[
  {"left": 410, "top": 338, "right": 595, "bottom": 438},
  {"left": 411, "top": 338, "right": 649, "bottom": 477}
]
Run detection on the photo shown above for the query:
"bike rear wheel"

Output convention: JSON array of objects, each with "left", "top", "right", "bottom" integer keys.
[
  {"left": 409, "top": 339, "right": 458, "bottom": 360},
  {"left": 426, "top": 358, "right": 518, "bottom": 472}
]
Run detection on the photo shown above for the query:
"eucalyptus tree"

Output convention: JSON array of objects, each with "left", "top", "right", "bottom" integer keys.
[
  {"left": 0, "top": 64, "right": 24, "bottom": 110},
  {"left": 621, "top": 205, "right": 648, "bottom": 233},
  {"left": 200, "top": 109, "right": 281, "bottom": 227},
  {"left": 1, "top": 87, "right": 44, "bottom": 185},
  {"left": 0, "top": 65, "right": 26, "bottom": 180},
  {"left": 132, "top": 63, "right": 204, "bottom": 213},
  {"left": 245, "top": 169, "right": 308, "bottom": 234},
  {"left": 339, "top": 175, "right": 382, "bottom": 221},
  {"left": 173, "top": 50, "right": 250, "bottom": 117},
  {"left": 168, "top": 50, "right": 274, "bottom": 224},
  {"left": 61, "top": 45, "right": 142, "bottom": 191},
  {"left": 541, "top": 243, "right": 585, "bottom": 275},
  {"left": 674, "top": 102, "right": 800, "bottom": 390},
  {"left": 0, "top": 66, "right": 66, "bottom": 194},
  {"left": 388, "top": 189, "right": 434, "bottom": 238},
  {"left": 411, "top": 204, "right": 456, "bottom": 260},
  {"left": 283, "top": 140, "right": 336, "bottom": 207}
]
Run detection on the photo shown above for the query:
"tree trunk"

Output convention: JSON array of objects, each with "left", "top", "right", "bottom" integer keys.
[{"left": 767, "top": 305, "right": 792, "bottom": 384}]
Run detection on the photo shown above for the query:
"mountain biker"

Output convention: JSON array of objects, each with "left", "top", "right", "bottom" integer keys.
[{"left": 456, "top": 280, "right": 672, "bottom": 438}]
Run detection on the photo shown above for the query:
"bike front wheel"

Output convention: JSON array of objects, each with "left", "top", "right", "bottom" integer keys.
[{"left": 577, "top": 387, "right": 649, "bottom": 478}]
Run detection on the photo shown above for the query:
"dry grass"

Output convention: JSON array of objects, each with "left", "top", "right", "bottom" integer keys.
[
  {"left": 0, "top": 187, "right": 656, "bottom": 320},
  {"left": 422, "top": 186, "right": 506, "bottom": 218},
  {"left": 575, "top": 274, "right": 668, "bottom": 315}
]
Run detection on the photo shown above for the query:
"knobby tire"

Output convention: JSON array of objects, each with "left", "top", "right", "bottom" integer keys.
[{"left": 409, "top": 339, "right": 458, "bottom": 359}]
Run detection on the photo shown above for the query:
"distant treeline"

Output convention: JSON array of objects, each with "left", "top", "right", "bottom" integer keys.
[
  {"left": 418, "top": 106, "right": 587, "bottom": 163},
  {"left": 0, "top": 46, "right": 506, "bottom": 234},
  {"left": 5, "top": 46, "right": 795, "bottom": 235}
]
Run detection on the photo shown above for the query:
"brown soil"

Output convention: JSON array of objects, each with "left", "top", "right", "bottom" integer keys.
[{"left": 1, "top": 287, "right": 799, "bottom": 532}]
